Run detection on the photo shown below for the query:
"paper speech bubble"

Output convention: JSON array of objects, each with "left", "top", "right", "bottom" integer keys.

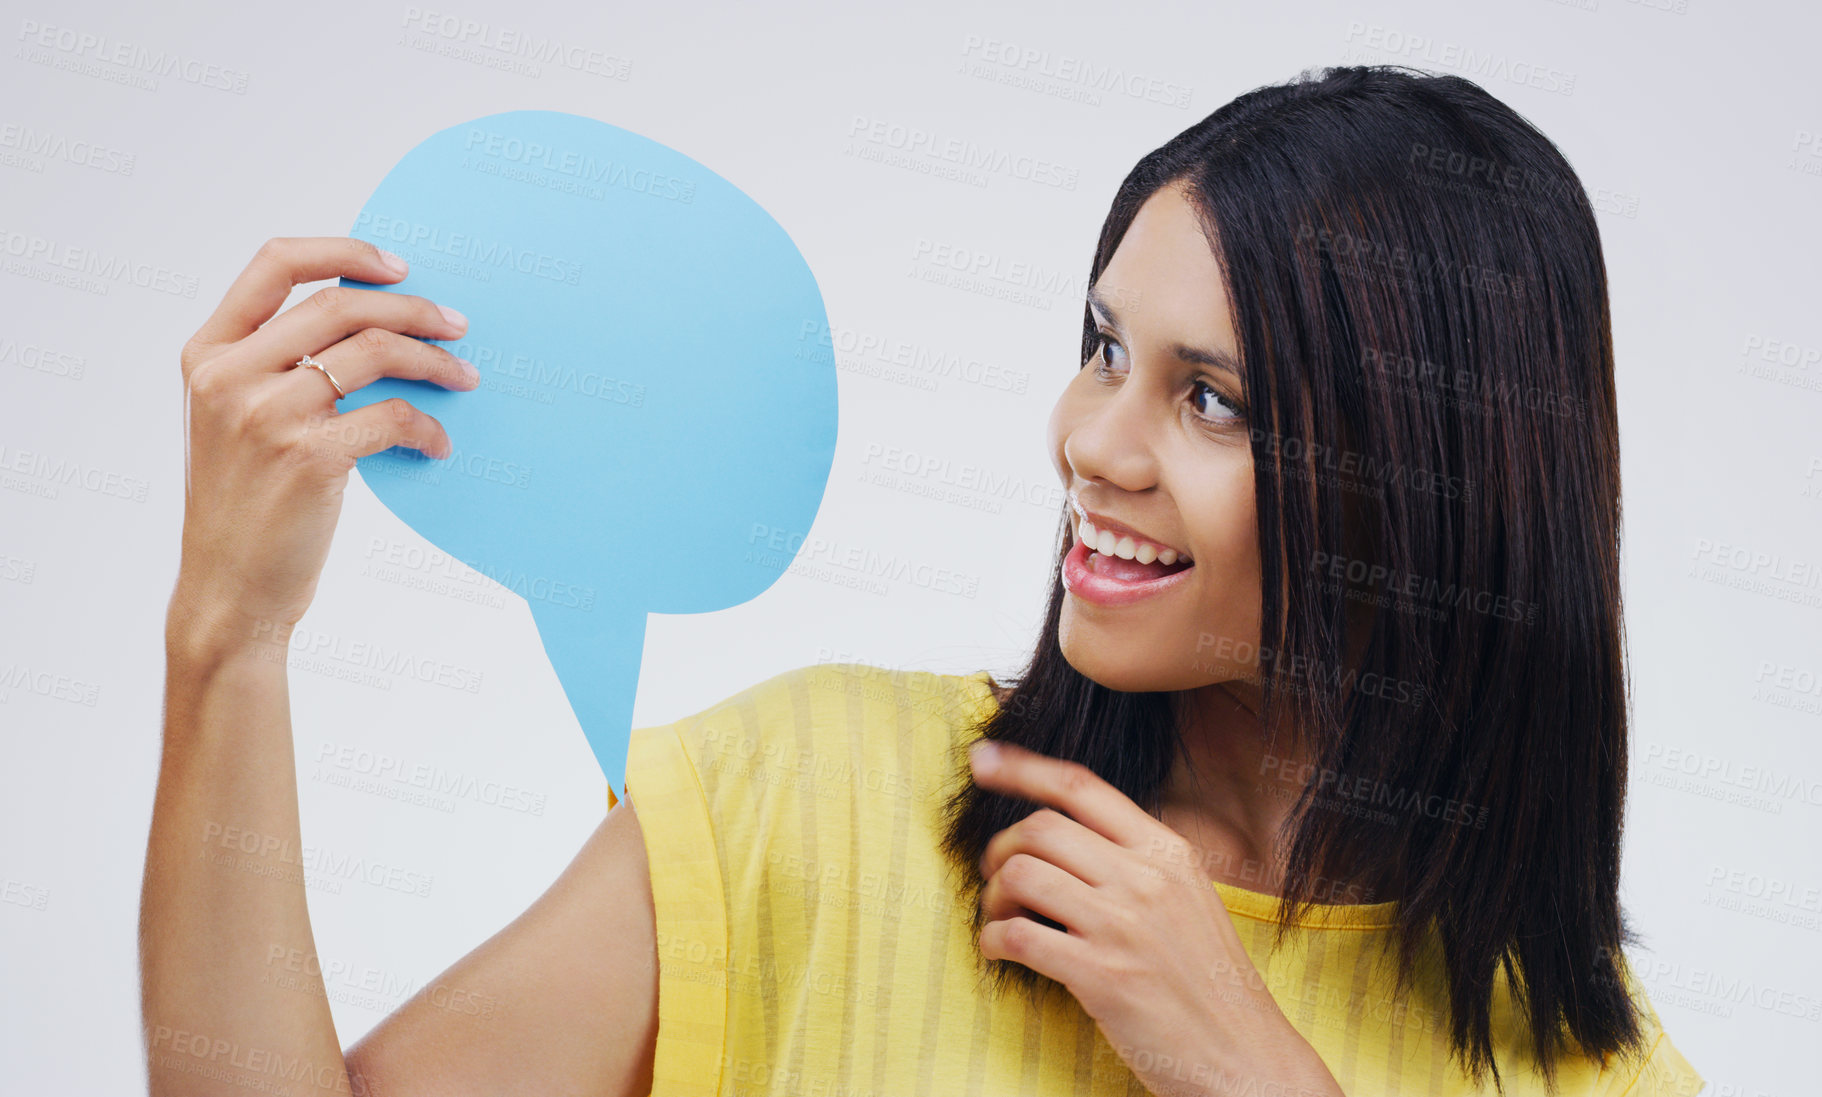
[{"left": 335, "top": 110, "right": 837, "bottom": 798}]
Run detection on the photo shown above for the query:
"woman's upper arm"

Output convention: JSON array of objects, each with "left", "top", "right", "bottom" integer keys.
[{"left": 341, "top": 797, "right": 659, "bottom": 1097}]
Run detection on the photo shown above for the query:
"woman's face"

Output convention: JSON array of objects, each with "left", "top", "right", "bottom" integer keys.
[{"left": 1046, "top": 182, "right": 1263, "bottom": 694}]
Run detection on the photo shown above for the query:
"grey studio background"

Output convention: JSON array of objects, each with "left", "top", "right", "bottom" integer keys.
[{"left": 2, "top": 1, "right": 1818, "bottom": 1093}]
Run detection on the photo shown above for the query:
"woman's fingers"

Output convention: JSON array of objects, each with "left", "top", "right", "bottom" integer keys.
[
  {"left": 223, "top": 282, "right": 467, "bottom": 382},
  {"left": 307, "top": 396, "right": 455, "bottom": 463},
  {"left": 981, "top": 853, "right": 1100, "bottom": 930},
  {"left": 980, "top": 807, "right": 1117, "bottom": 889},
  {"left": 281, "top": 325, "right": 480, "bottom": 411},
  {"left": 969, "top": 740, "right": 1160, "bottom": 850},
  {"left": 185, "top": 236, "right": 410, "bottom": 364}
]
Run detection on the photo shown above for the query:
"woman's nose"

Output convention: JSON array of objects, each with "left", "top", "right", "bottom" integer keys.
[{"left": 1062, "top": 382, "right": 1161, "bottom": 494}]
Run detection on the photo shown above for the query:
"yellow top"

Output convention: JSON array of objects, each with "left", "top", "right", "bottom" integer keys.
[{"left": 614, "top": 662, "right": 1704, "bottom": 1096}]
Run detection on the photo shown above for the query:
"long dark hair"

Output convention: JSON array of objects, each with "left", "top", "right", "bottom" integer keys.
[{"left": 939, "top": 64, "right": 1644, "bottom": 1093}]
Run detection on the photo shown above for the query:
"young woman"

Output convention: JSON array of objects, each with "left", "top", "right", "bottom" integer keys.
[{"left": 143, "top": 65, "right": 1702, "bottom": 1096}]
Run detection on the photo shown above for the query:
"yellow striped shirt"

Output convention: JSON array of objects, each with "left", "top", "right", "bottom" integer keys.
[{"left": 613, "top": 661, "right": 1703, "bottom": 1096}]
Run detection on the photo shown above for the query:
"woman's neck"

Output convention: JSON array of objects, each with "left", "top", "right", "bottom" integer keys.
[{"left": 1156, "top": 681, "right": 1362, "bottom": 902}]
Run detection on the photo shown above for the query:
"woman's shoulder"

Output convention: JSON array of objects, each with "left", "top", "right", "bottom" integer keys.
[
  {"left": 621, "top": 661, "right": 1000, "bottom": 935},
  {"left": 660, "top": 660, "right": 998, "bottom": 735},
  {"left": 626, "top": 661, "right": 1000, "bottom": 805}
]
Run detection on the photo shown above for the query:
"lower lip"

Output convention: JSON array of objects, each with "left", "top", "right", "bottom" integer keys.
[{"left": 1061, "top": 534, "right": 1196, "bottom": 607}]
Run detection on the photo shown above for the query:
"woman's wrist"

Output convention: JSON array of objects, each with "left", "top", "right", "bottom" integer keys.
[
  {"left": 164, "top": 577, "right": 295, "bottom": 675},
  {"left": 1209, "top": 986, "right": 1346, "bottom": 1096}
]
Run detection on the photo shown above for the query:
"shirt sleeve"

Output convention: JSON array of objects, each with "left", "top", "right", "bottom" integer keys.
[
  {"left": 611, "top": 663, "right": 994, "bottom": 1096},
  {"left": 1600, "top": 953, "right": 1707, "bottom": 1097},
  {"left": 1611, "top": 1029, "right": 1704, "bottom": 1097},
  {"left": 622, "top": 717, "right": 729, "bottom": 1097}
]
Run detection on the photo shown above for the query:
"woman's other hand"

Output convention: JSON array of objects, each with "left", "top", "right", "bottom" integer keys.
[
  {"left": 970, "top": 739, "right": 1346, "bottom": 1097},
  {"left": 170, "top": 236, "right": 476, "bottom": 658}
]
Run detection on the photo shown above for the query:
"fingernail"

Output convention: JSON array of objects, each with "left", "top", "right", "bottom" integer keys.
[
  {"left": 438, "top": 304, "right": 467, "bottom": 331},
  {"left": 970, "top": 740, "right": 1000, "bottom": 768},
  {"left": 378, "top": 249, "right": 408, "bottom": 275}
]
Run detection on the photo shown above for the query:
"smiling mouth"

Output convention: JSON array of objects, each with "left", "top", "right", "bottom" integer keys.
[
  {"left": 1084, "top": 545, "right": 1194, "bottom": 582},
  {"left": 1061, "top": 531, "right": 1195, "bottom": 606},
  {"left": 1071, "top": 504, "right": 1193, "bottom": 567}
]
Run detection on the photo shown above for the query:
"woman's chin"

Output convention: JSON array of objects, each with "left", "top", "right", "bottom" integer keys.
[{"left": 1057, "top": 624, "right": 1200, "bottom": 694}]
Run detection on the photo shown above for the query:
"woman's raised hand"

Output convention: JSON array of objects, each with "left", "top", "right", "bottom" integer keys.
[
  {"left": 147, "top": 236, "right": 667, "bottom": 1097},
  {"left": 170, "top": 235, "right": 477, "bottom": 656}
]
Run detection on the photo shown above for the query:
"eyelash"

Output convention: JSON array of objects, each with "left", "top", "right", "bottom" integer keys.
[{"left": 1084, "top": 330, "right": 1247, "bottom": 425}]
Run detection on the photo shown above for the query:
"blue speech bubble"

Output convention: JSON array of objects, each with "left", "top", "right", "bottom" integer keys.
[{"left": 335, "top": 110, "right": 837, "bottom": 798}]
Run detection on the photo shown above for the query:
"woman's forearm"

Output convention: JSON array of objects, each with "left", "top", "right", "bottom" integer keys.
[
  {"left": 140, "top": 234, "right": 473, "bottom": 1096},
  {"left": 140, "top": 602, "right": 353, "bottom": 1097}
]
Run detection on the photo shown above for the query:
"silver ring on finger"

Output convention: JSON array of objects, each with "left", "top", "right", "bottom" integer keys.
[{"left": 294, "top": 354, "right": 347, "bottom": 401}]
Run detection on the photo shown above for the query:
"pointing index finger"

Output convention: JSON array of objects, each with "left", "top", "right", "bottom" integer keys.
[{"left": 968, "top": 740, "right": 1157, "bottom": 849}]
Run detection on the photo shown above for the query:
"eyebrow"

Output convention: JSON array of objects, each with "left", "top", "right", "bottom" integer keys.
[{"left": 1087, "top": 285, "right": 1243, "bottom": 379}]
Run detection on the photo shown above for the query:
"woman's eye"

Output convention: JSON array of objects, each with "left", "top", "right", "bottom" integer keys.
[
  {"left": 1089, "top": 330, "right": 1245, "bottom": 425},
  {"left": 1192, "top": 380, "right": 1245, "bottom": 423},
  {"left": 1088, "top": 331, "right": 1125, "bottom": 375}
]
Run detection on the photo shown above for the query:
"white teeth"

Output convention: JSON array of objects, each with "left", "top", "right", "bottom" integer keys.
[{"left": 1076, "top": 512, "right": 1191, "bottom": 565}]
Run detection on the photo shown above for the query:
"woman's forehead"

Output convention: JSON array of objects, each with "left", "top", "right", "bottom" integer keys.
[{"left": 1096, "top": 185, "right": 1236, "bottom": 352}]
